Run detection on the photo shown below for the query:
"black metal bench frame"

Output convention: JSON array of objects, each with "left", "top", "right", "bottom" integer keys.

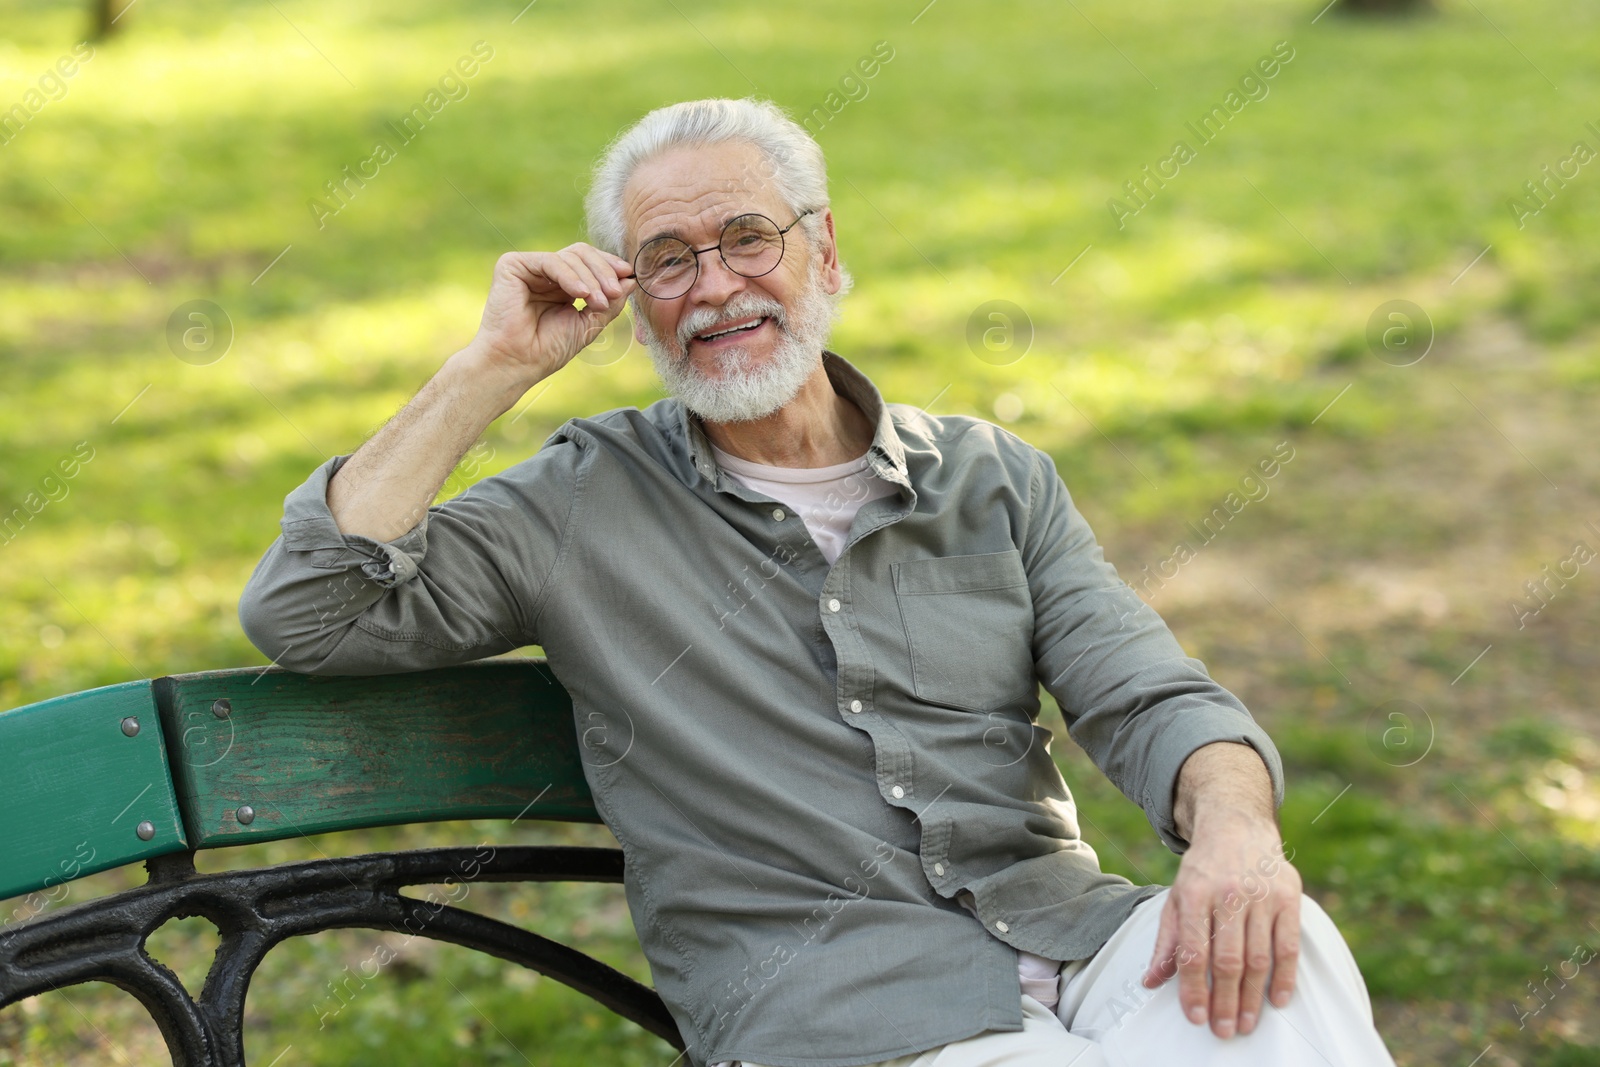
[{"left": 0, "top": 660, "right": 686, "bottom": 1066}]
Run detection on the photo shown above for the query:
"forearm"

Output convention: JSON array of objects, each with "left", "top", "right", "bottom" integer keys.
[
  {"left": 1173, "top": 741, "right": 1278, "bottom": 842},
  {"left": 328, "top": 343, "right": 538, "bottom": 542}
]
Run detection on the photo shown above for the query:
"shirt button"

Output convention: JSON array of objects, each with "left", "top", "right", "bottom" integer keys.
[
  {"left": 849, "top": 699, "right": 863, "bottom": 713},
  {"left": 891, "top": 785, "right": 905, "bottom": 799},
  {"left": 827, "top": 598, "right": 841, "bottom": 613},
  {"left": 933, "top": 862, "right": 945, "bottom": 876},
  {"left": 772, "top": 508, "right": 786, "bottom": 521},
  {"left": 995, "top": 921, "right": 1010, "bottom": 933}
]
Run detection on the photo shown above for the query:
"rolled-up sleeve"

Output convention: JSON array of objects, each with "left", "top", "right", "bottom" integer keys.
[
  {"left": 1022, "top": 446, "right": 1285, "bottom": 853},
  {"left": 237, "top": 434, "right": 583, "bottom": 676}
]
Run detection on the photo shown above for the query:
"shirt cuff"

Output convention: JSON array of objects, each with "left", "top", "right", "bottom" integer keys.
[
  {"left": 278, "top": 453, "right": 430, "bottom": 589},
  {"left": 1140, "top": 711, "right": 1286, "bottom": 854}
]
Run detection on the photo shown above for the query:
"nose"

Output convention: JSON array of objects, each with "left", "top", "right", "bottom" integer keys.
[{"left": 685, "top": 248, "right": 748, "bottom": 307}]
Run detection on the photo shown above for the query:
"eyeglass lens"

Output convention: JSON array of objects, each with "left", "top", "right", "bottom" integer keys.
[{"left": 634, "top": 214, "right": 786, "bottom": 299}]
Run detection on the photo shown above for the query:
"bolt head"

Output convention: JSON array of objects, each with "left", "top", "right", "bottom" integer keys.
[
  {"left": 120, "top": 716, "right": 140, "bottom": 737},
  {"left": 212, "top": 698, "right": 231, "bottom": 719},
  {"left": 136, "top": 820, "right": 155, "bottom": 841},
  {"left": 236, "top": 805, "right": 255, "bottom": 825}
]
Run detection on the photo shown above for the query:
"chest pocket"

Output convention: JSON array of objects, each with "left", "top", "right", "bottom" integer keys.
[{"left": 891, "top": 549, "right": 1036, "bottom": 712}]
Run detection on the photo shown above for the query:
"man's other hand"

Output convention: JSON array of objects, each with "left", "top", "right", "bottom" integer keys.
[{"left": 1141, "top": 809, "right": 1301, "bottom": 1039}]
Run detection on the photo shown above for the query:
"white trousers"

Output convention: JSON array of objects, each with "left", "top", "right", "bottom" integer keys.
[{"left": 740, "top": 889, "right": 1397, "bottom": 1067}]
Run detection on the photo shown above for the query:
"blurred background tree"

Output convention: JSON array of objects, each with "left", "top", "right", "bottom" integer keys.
[{"left": 88, "top": 0, "right": 133, "bottom": 39}]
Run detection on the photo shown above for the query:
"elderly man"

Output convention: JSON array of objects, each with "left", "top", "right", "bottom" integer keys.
[{"left": 238, "top": 97, "right": 1395, "bottom": 1066}]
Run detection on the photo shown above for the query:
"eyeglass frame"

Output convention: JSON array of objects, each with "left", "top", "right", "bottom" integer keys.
[{"left": 628, "top": 208, "right": 817, "bottom": 299}]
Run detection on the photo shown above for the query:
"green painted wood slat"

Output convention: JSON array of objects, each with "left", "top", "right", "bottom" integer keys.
[
  {"left": 154, "top": 658, "right": 599, "bottom": 847},
  {"left": 0, "top": 681, "right": 189, "bottom": 902}
]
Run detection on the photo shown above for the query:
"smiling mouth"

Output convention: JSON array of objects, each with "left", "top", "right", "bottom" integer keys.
[{"left": 693, "top": 316, "right": 771, "bottom": 344}]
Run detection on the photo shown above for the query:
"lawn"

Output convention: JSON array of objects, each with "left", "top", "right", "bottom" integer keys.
[{"left": 2, "top": 0, "right": 1599, "bottom": 1063}]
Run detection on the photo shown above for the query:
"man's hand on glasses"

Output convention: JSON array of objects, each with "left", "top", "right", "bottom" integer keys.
[{"left": 466, "top": 244, "right": 639, "bottom": 387}]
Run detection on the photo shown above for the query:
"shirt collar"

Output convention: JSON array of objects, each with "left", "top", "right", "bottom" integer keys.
[{"left": 678, "top": 349, "right": 910, "bottom": 488}]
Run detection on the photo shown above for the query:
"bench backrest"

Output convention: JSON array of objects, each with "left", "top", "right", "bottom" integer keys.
[{"left": 0, "top": 658, "right": 596, "bottom": 902}]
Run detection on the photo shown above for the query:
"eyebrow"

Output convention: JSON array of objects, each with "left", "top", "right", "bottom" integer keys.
[{"left": 638, "top": 212, "right": 744, "bottom": 248}]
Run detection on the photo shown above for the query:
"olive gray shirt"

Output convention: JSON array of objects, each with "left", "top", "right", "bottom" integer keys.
[{"left": 237, "top": 350, "right": 1284, "bottom": 1067}]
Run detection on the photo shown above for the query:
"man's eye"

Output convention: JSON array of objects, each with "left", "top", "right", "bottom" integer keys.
[{"left": 648, "top": 254, "right": 691, "bottom": 273}]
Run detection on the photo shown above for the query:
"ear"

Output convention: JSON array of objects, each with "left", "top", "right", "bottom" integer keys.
[
  {"left": 817, "top": 209, "right": 843, "bottom": 296},
  {"left": 633, "top": 301, "right": 649, "bottom": 345}
]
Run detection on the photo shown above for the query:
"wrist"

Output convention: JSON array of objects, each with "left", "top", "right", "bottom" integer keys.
[
  {"left": 1188, "top": 804, "right": 1279, "bottom": 839},
  {"left": 1173, "top": 741, "right": 1277, "bottom": 841},
  {"left": 445, "top": 343, "right": 543, "bottom": 421}
]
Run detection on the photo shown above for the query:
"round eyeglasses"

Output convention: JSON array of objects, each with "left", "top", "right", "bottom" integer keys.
[{"left": 629, "top": 209, "right": 814, "bottom": 300}]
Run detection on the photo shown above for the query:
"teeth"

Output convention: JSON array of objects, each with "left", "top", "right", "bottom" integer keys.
[{"left": 699, "top": 317, "right": 764, "bottom": 341}]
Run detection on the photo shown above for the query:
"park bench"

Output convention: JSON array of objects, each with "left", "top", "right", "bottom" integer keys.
[{"left": 0, "top": 658, "right": 684, "bottom": 1065}]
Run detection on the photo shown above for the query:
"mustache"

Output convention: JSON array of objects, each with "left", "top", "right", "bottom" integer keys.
[{"left": 675, "top": 299, "right": 788, "bottom": 350}]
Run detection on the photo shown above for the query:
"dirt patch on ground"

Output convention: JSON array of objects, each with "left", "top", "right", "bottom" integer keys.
[{"left": 1107, "top": 317, "right": 1600, "bottom": 1063}]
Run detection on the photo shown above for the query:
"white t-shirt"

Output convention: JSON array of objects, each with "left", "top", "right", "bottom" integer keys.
[
  {"left": 707, "top": 443, "right": 1067, "bottom": 1029},
  {"left": 709, "top": 443, "right": 898, "bottom": 565}
]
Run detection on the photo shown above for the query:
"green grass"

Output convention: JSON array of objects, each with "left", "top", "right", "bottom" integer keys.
[{"left": 4, "top": 0, "right": 1600, "bottom": 1063}]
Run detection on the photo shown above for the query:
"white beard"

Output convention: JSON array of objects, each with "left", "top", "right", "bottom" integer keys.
[{"left": 636, "top": 260, "right": 836, "bottom": 424}]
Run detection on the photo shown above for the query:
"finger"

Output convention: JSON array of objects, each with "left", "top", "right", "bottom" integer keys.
[
  {"left": 1143, "top": 892, "right": 1181, "bottom": 988},
  {"left": 606, "top": 248, "right": 638, "bottom": 280},
  {"left": 1173, "top": 891, "right": 1211, "bottom": 1027},
  {"left": 569, "top": 244, "right": 637, "bottom": 297},
  {"left": 505, "top": 251, "right": 589, "bottom": 304},
  {"left": 1207, "top": 896, "right": 1245, "bottom": 1038},
  {"left": 1268, "top": 895, "right": 1302, "bottom": 1010},
  {"left": 547, "top": 260, "right": 602, "bottom": 311},
  {"left": 568, "top": 243, "right": 635, "bottom": 279},
  {"left": 569, "top": 273, "right": 634, "bottom": 334},
  {"left": 557, "top": 250, "right": 611, "bottom": 312},
  {"left": 1237, "top": 904, "right": 1274, "bottom": 1035},
  {"left": 564, "top": 262, "right": 626, "bottom": 321},
  {"left": 564, "top": 244, "right": 620, "bottom": 295}
]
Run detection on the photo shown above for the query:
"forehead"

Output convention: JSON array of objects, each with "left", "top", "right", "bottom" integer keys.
[{"left": 621, "top": 140, "right": 789, "bottom": 253}]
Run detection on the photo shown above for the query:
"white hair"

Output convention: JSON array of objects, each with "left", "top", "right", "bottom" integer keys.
[{"left": 582, "top": 97, "right": 853, "bottom": 305}]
